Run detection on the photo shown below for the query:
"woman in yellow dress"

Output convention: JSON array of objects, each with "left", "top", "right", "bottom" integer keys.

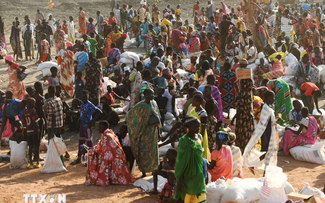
[{"left": 105, "top": 26, "right": 122, "bottom": 56}]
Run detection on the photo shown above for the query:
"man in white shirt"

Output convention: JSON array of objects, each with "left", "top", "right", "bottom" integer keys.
[
  {"left": 67, "top": 16, "right": 75, "bottom": 43},
  {"left": 22, "top": 19, "right": 35, "bottom": 59}
]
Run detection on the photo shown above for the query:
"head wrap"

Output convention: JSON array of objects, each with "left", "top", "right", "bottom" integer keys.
[
  {"left": 5, "top": 55, "right": 14, "bottom": 62},
  {"left": 122, "top": 33, "right": 127, "bottom": 38},
  {"left": 216, "top": 131, "right": 230, "bottom": 144},
  {"left": 301, "top": 50, "right": 307, "bottom": 58},
  {"left": 66, "top": 41, "right": 73, "bottom": 48}
]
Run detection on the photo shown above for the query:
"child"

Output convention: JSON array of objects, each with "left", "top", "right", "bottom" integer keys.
[
  {"left": 312, "top": 46, "right": 324, "bottom": 66},
  {"left": 175, "top": 4, "right": 181, "bottom": 16},
  {"left": 174, "top": 116, "right": 206, "bottom": 202},
  {"left": 101, "top": 85, "right": 127, "bottom": 107},
  {"left": 289, "top": 100, "right": 303, "bottom": 126},
  {"left": 227, "top": 132, "right": 243, "bottom": 178},
  {"left": 74, "top": 71, "right": 84, "bottom": 100},
  {"left": 116, "top": 125, "right": 134, "bottom": 171},
  {"left": 158, "top": 172, "right": 176, "bottom": 203},
  {"left": 71, "top": 91, "right": 102, "bottom": 165},
  {"left": 21, "top": 98, "right": 40, "bottom": 168},
  {"left": 154, "top": 87, "right": 168, "bottom": 124},
  {"left": 88, "top": 32, "right": 98, "bottom": 57},
  {"left": 62, "top": 20, "right": 68, "bottom": 34},
  {"left": 87, "top": 17, "right": 95, "bottom": 36},
  {"left": 207, "top": 131, "right": 233, "bottom": 181},
  {"left": 152, "top": 148, "right": 177, "bottom": 194},
  {"left": 48, "top": 66, "right": 59, "bottom": 86}
]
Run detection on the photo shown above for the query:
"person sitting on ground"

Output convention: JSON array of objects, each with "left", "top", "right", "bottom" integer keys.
[
  {"left": 158, "top": 172, "right": 176, "bottom": 203},
  {"left": 85, "top": 121, "right": 135, "bottom": 186},
  {"left": 289, "top": 100, "right": 303, "bottom": 126},
  {"left": 282, "top": 107, "right": 319, "bottom": 156},
  {"left": 227, "top": 132, "right": 243, "bottom": 178},
  {"left": 100, "top": 85, "right": 128, "bottom": 108},
  {"left": 48, "top": 66, "right": 59, "bottom": 86},
  {"left": 208, "top": 131, "right": 233, "bottom": 181},
  {"left": 300, "top": 82, "right": 322, "bottom": 114},
  {"left": 152, "top": 148, "right": 177, "bottom": 195},
  {"left": 116, "top": 125, "right": 134, "bottom": 172}
]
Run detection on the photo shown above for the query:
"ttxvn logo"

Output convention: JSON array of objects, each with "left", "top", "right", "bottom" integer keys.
[{"left": 23, "top": 194, "right": 66, "bottom": 203}]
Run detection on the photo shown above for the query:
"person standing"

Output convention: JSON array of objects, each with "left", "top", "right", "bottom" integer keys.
[
  {"left": 114, "top": 4, "right": 122, "bottom": 26},
  {"left": 45, "top": 86, "right": 65, "bottom": 165},
  {"left": 0, "top": 16, "right": 7, "bottom": 51},
  {"left": 128, "top": 61, "right": 143, "bottom": 110},
  {"left": 84, "top": 53, "right": 101, "bottom": 103},
  {"left": 59, "top": 43, "right": 75, "bottom": 98},
  {"left": 10, "top": 21, "right": 23, "bottom": 61},
  {"left": 127, "top": 88, "right": 160, "bottom": 177},
  {"left": 34, "top": 9, "right": 44, "bottom": 25},
  {"left": 95, "top": 11, "right": 104, "bottom": 36},
  {"left": 40, "top": 34, "right": 50, "bottom": 62},
  {"left": 22, "top": 19, "right": 35, "bottom": 60},
  {"left": 53, "top": 25, "right": 65, "bottom": 53},
  {"left": 23, "top": 25, "right": 32, "bottom": 61},
  {"left": 31, "top": 82, "right": 45, "bottom": 139},
  {"left": 67, "top": 16, "right": 75, "bottom": 43},
  {"left": 79, "top": 7, "right": 87, "bottom": 35}
]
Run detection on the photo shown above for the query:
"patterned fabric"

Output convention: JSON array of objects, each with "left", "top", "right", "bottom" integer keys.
[
  {"left": 220, "top": 71, "right": 237, "bottom": 115},
  {"left": 76, "top": 51, "right": 89, "bottom": 72},
  {"left": 105, "top": 31, "right": 122, "bottom": 56},
  {"left": 107, "top": 48, "right": 121, "bottom": 64},
  {"left": 267, "top": 79, "right": 293, "bottom": 125},
  {"left": 127, "top": 100, "right": 160, "bottom": 172},
  {"left": 41, "top": 39, "right": 50, "bottom": 54},
  {"left": 60, "top": 50, "right": 75, "bottom": 97},
  {"left": 85, "top": 128, "right": 134, "bottom": 186},
  {"left": 80, "top": 101, "right": 97, "bottom": 128},
  {"left": 128, "top": 70, "right": 142, "bottom": 110},
  {"left": 10, "top": 26, "right": 22, "bottom": 58},
  {"left": 264, "top": 61, "right": 284, "bottom": 79},
  {"left": 230, "top": 145, "right": 243, "bottom": 178},
  {"left": 283, "top": 115, "right": 318, "bottom": 155},
  {"left": 46, "top": 97, "right": 64, "bottom": 129},
  {"left": 86, "top": 23, "right": 95, "bottom": 36},
  {"left": 208, "top": 146, "right": 233, "bottom": 181},
  {"left": 253, "top": 64, "right": 271, "bottom": 87},
  {"left": 207, "top": 116, "right": 218, "bottom": 151},
  {"left": 158, "top": 182, "right": 174, "bottom": 203},
  {"left": 243, "top": 104, "right": 278, "bottom": 169},
  {"left": 189, "top": 37, "right": 200, "bottom": 53},
  {"left": 235, "top": 79, "right": 255, "bottom": 152},
  {"left": 79, "top": 10, "right": 87, "bottom": 35},
  {"left": 189, "top": 108, "right": 210, "bottom": 160},
  {"left": 7, "top": 62, "right": 26, "bottom": 100},
  {"left": 53, "top": 28, "right": 65, "bottom": 53},
  {"left": 85, "top": 59, "right": 101, "bottom": 102}
]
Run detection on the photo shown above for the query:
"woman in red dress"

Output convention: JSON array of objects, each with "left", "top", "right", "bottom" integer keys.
[{"left": 86, "top": 121, "right": 134, "bottom": 186}]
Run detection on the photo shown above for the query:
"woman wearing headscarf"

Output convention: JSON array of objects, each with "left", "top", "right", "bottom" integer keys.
[
  {"left": 231, "top": 59, "right": 255, "bottom": 152},
  {"left": 53, "top": 25, "right": 65, "bottom": 53},
  {"left": 188, "top": 30, "right": 201, "bottom": 53},
  {"left": 4, "top": 55, "right": 26, "bottom": 100}
]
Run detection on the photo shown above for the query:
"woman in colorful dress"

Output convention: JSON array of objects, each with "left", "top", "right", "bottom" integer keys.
[
  {"left": 53, "top": 25, "right": 65, "bottom": 53},
  {"left": 219, "top": 62, "right": 238, "bottom": 115},
  {"left": 173, "top": 116, "right": 206, "bottom": 203},
  {"left": 105, "top": 26, "right": 122, "bottom": 56},
  {"left": 253, "top": 58, "right": 271, "bottom": 86},
  {"left": 193, "top": 60, "right": 214, "bottom": 88},
  {"left": 232, "top": 78, "right": 255, "bottom": 152},
  {"left": 86, "top": 121, "right": 134, "bottom": 186},
  {"left": 10, "top": 21, "right": 22, "bottom": 61},
  {"left": 282, "top": 108, "right": 318, "bottom": 155},
  {"left": 128, "top": 61, "right": 143, "bottom": 110},
  {"left": 267, "top": 78, "right": 293, "bottom": 125},
  {"left": 127, "top": 88, "right": 160, "bottom": 177},
  {"left": 106, "top": 42, "right": 121, "bottom": 65},
  {"left": 0, "top": 16, "right": 7, "bottom": 51},
  {"left": 79, "top": 7, "right": 87, "bottom": 35},
  {"left": 188, "top": 30, "right": 201, "bottom": 53},
  {"left": 85, "top": 52, "right": 101, "bottom": 103},
  {"left": 263, "top": 54, "right": 284, "bottom": 79},
  {"left": 4, "top": 55, "right": 26, "bottom": 100},
  {"left": 59, "top": 43, "right": 75, "bottom": 97}
]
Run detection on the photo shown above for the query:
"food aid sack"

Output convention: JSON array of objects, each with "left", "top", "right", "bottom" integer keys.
[
  {"left": 299, "top": 183, "right": 325, "bottom": 203},
  {"left": 133, "top": 175, "right": 167, "bottom": 192},
  {"left": 158, "top": 143, "right": 172, "bottom": 157},
  {"left": 259, "top": 166, "right": 287, "bottom": 203},
  {"left": 319, "top": 65, "right": 325, "bottom": 83},
  {"left": 53, "top": 136, "right": 67, "bottom": 156},
  {"left": 277, "top": 125, "right": 285, "bottom": 138},
  {"left": 206, "top": 179, "right": 228, "bottom": 203},
  {"left": 284, "top": 53, "right": 298, "bottom": 67},
  {"left": 41, "top": 139, "right": 67, "bottom": 173},
  {"left": 120, "top": 51, "right": 140, "bottom": 62},
  {"left": 37, "top": 61, "right": 59, "bottom": 71},
  {"left": 9, "top": 141, "right": 28, "bottom": 169},
  {"left": 289, "top": 141, "right": 325, "bottom": 164},
  {"left": 119, "top": 57, "right": 134, "bottom": 65},
  {"left": 221, "top": 178, "right": 264, "bottom": 203},
  {"left": 39, "top": 138, "right": 48, "bottom": 151}
]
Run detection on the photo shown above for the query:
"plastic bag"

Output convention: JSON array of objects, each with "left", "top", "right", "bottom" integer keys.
[
  {"left": 120, "top": 51, "right": 140, "bottom": 62},
  {"left": 289, "top": 141, "right": 325, "bottom": 164},
  {"left": 37, "top": 61, "right": 60, "bottom": 71},
  {"left": 41, "top": 139, "right": 67, "bottom": 173},
  {"left": 9, "top": 141, "right": 28, "bottom": 169},
  {"left": 259, "top": 166, "right": 287, "bottom": 203},
  {"left": 206, "top": 179, "right": 228, "bottom": 203},
  {"left": 53, "top": 136, "right": 67, "bottom": 156},
  {"left": 299, "top": 183, "right": 325, "bottom": 203}
]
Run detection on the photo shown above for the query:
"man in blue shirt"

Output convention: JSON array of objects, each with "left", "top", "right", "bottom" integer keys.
[
  {"left": 0, "top": 91, "right": 24, "bottom": 140},
  {"left": 302, "top": 1, "right": 311, "bottom": 11}
]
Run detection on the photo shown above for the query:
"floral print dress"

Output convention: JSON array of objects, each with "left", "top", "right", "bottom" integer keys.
[{"left": 86, "top": 128, "right": 135, "bottom": 186}]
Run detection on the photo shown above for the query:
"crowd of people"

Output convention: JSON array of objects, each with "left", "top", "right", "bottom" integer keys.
[{"left": 1, "top": 0, "right": 325, "bottom": 202}]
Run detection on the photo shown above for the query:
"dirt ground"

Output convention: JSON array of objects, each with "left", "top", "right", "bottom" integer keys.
[{"left": 0, "top": 0, "right": 325, "bottom": 202}]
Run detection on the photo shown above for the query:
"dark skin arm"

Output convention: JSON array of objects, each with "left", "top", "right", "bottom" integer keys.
[
  {"left": 314, "top": 97, "right": 322, "bottom": 114},
  {"left": 208, "top": 100, "right": 219, "bottom": 118},
  {"left": 207, "top": 160, "right": 216, "bottom": 170},
  {"left": 88, "top": 108, "right": 103, "bottom": 127}
]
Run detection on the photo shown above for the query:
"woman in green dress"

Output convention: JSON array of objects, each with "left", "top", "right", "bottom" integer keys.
[{"left": 127, "top": 88, "right": 160, "bottom": 177}]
